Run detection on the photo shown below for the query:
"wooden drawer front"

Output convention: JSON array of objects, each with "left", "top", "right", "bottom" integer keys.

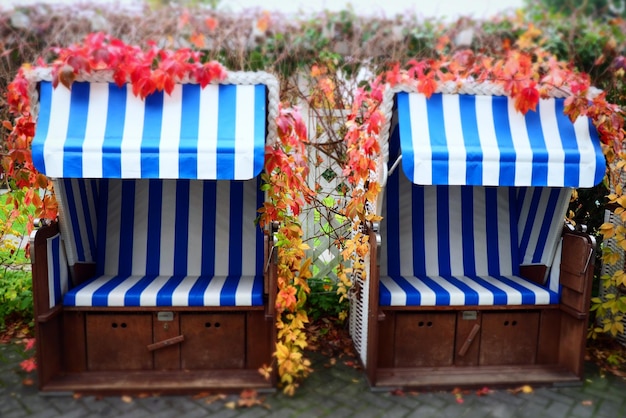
[
  {"left": 86, "top": 313, "right": 153, "bottom": 371},
  {"left": 394, "top": 312, "right": 456, "bottom": 367},
  {"left": 181, "top": 313, "right": 246, "bottom": 369},
  {"left": 479, "top": 312, "right": 539, "bottom": 366}
]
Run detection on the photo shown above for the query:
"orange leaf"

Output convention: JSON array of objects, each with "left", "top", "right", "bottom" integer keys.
[
  {"left": 190, "top": 32, "right": 205, "bottom": 49},
  {"left": 205, "top": 17, "right": 218, "bottom": 31},
  {"left": 256, "top": 11, "right": 271, "bottom": 32},
  {"left": 58, "top": 65, "right": 76, "bottom": 90}
]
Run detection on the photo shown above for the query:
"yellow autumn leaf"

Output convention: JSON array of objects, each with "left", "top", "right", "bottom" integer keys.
[
  {"left": 602, "top": 250, "right": 621, "bottom": 265},
  {"left": 521, "top": 385, "right": 533, "bottom": 394},
  {"left": 599, "top": 223, "right": 615, "bottom": 239}
]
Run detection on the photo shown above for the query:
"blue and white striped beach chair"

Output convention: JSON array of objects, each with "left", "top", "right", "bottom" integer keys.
[
  {"left": 350, "top": 84, "right": 604, "bottom": 389},
  {"left": 29, "top": 71, "right": 280, "bottom": 393}
]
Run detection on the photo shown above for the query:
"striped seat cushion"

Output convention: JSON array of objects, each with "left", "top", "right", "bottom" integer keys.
[
  {"left": 380, "top": 275, "right": 558, "bottom": 306},
  {"left": 64, "top": 275, "right": 263, "bottom": 307},
  {"left": 64, "top": 178, "right": 265, "bottom": 307},
  {"left": 379, "top": 170, "right": 561, "bottom": 307}
]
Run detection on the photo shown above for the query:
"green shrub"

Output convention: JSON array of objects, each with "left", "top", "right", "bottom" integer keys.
[
  {"left": 0, "top": 268, "right": 33, "bottom": 329},
  {"left": 306, "top": 277, "right": 349, "bottom": 322}
]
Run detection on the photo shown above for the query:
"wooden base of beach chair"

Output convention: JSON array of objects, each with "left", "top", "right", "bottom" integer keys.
[
  {"left": 35, "top": 309, "right": 275, "bottom": 394},
  {"left": 370, "top": 306, "right": 587, "bottom": 390},
  {"left": 358, "top": 228, "right": 595, "bottom": 390}
]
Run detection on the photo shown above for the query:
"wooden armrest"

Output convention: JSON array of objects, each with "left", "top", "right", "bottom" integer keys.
[
  {"left": 37, "top": 305, "right": 63, "bottom": 323},
  {"left": 560, "top": 304, "right": 588, "bottom": 320},
  {"left": 368, "top": 222, "right": 381, "bottom": 268},
  {"left": 265, "top": 222, "right": 279, "bottom": 320}
]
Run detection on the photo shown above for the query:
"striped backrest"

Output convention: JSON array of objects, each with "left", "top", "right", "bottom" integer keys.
[
  {"left": 381, "top": 170, "right": 520, "bottom": 278},
  {"left": 517, "top": 187, "right": 571, "bottom": 268},
  {"left": 54, "top": 178, "right": 99, "bottom": 267},
  {"left": 95, "top": 178, "right": 264, "bottom": 278}
]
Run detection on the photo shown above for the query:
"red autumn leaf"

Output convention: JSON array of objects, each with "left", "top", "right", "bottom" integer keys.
[
  {"left": 65, "top": 54, "right": 89, "bottom": 74},
  {"left": 515, "top": 84, "right": 540, "bottom": 114},
  {"left": 475, "top": 386, "right": 491, "bottom": 396},
  {"left": 366, "top": 110, "right": 383, "bottom": 135},
  {"left": 20, "top": 358, "right": 37, "bottom": 373},
  {"left": 113, "top": 69, "right": 127, "bottom": 87},
  {"left": 23, "top": 338, "right": 36, "bottom": 351},
  {"left": 89, "top": 47, "right": 112, "bottom": 70},
  {"left": 205, "top": 17, "right": 218, "bottom": 31},
  {"left": 418, "top": 75, "right": 438, "bottom": 99}
]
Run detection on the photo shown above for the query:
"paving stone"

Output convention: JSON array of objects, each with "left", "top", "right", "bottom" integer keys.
[
  {"left": 484, "top": 404, "right": 516, "bottom": 418},
  {"left": 581, "top": 386, "right": 626, "bottom": 403},
  {"left": 595, "top": 399, "right": 625, "bottom": 416},
  {"left": 2, "top": 341, "right": 626, "bottom": 418},
  {"left": 543, "top": 401, "right": 572, "bottom": 418},
  {"left": 569, "top": 403, "right": 598, "bottom": 418},
  {"left": 405, "top": 405, "right": 439, "bottom": 418}
]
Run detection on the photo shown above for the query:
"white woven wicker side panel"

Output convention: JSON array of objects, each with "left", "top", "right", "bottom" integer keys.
[
  {"left": 349, "top": 258, "right": 370, "bottom": 366},
  {"left": 599, "top": 209, "right": 626, "bottom": 347}
]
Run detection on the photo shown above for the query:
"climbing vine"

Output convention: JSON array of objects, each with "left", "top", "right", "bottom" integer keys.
[{"left": 259, "top": 105, "right": 315, "bottom": 395}]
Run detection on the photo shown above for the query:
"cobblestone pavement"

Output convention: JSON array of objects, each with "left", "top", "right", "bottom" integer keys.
[{"left": 2, "top": 341, "right": 625, "bottom": 418}]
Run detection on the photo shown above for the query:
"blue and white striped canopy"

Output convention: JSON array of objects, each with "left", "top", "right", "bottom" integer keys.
[
  {"left": 395, "top": 92, "right": 605, "bottom": 187},
  {"left": 32, "top": 81, "right": 267, "bottom": 180}
]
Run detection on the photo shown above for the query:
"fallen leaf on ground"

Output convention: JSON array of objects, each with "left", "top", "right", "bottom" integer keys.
[
  {"left": 475, "top": 386, "right": 491, "bottom": 396},
  {"left": 121, "top": 395, "right": 133, "bottom": 403},
  {"left": 509, "top": 385, "right": 533, "bottom": 394},
  {"left": 581, "top": 400, "right": 593, "bottom": 406},
  {"left": 204, "top": 394, "right": 227, "bottom": 404},
  {"left": 22, "top": 378, "right": 34, "bottom": 386},
  {"left": 237, "top": 389, "right": 269, "bottom": 409},
  {"left": 390, "top": 388, "right": 405, "bottom": 396}
]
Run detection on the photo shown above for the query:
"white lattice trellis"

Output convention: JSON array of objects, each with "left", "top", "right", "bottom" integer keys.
[{"left": 302, "top": 107, "right": 350, "bottom": 282}]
